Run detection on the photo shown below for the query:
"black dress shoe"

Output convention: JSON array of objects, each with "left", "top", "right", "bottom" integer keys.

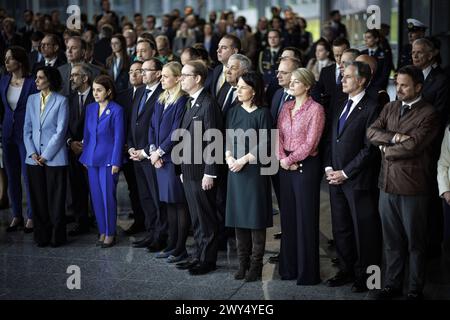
[
  {"left": 6, "top": 219, "right": 24, "bottom": 232},
  {"left": 123, "top": 223, "right": 145, "bottom": 235},
  {"left": 23, "top": 227, "right": 34, "bottom": 234},
  {"left": 189, "top": 263, "right": 216, "bottom": 275},
  {"left": 132, "top": 235, "right": 153, "bottom": 246},
  {"left": 406, "top": 290, "right": 424, "bottom": 301},
  {"left": 133, "top": 238, "right": 154, "bottom": 248},
  {"left": 375, "top": 286, "right": 403, "bottom": 300},
  {"left": 176, "top": 259, "right": 199, "bottom": 270},
  {"left": 273, "top": 232, "right": 282, "bottom": 240},
  {"left": 68, "top": 224, "right": 90, "bottom": 236},
  {"left": 101, "top": 238, "right": 116, "bottom": 248},
  {"left": 147, "top": 241, "right": 167, "bottom": 252},
  {"left": 326, "top": 271, "right": 355, "bottom": 287},
  {"left": 268, "top": 254, "right": 279, "bottom": 264}
]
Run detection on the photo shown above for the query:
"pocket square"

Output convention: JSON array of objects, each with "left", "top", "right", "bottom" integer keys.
[{"left": 192, "top": 116, "right": 199, "bottom": 119}]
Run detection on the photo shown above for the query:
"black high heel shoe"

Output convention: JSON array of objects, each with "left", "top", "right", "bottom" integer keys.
[
  {"left": 101, "top": 237, "right": 116, "bottom": 248},
  {"left": 6, "top": 219, "right": 24, "bottom": 232}
]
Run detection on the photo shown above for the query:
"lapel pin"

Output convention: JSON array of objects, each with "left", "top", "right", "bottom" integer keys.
[
  {"left": 358, "top": 107, "right": 362, "bottom": 110},
  {"left": 106, "top": 109, "right": 110, "bottom": 115}
]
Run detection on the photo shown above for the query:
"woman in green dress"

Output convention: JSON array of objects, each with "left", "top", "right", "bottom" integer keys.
[{"left": 225, "top": 71, "right": 273, "bottom": 282}]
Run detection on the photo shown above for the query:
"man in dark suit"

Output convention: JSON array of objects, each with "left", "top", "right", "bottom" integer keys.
[
  {"left": 58, "top": 36, "right": 101, "bottom": 97},
  {"left": 115, "top": 61, "right": 145, "bottom": 233},
  {"left": 311, "top": 38, "right": 350, "bottom": 122},
  {"left": 28, "top": 31, "right": 44, "bottom": 72},
  {"left": 412, "top": 38, "right": 450, "bottom": 258},
  {"left": 398, "top": 18, "right": 427, "bottom": 70},
  {"left": 210, "top": 34, "right": 241, "bottom": 98},
  {"left": 258, "top": 29, "right": 283, "bottom": 86},
  {"left": 267, "top": 56, "right": 299, "bottom": 263},
  {"left": 127, "top": 58, "right": 166, "bottom": 251},
  {"left": 67, "top": 63, "right": 95, "bottom": 236},
  {"left": 361, "top": 29, "right": 393, "bottom": 91},
  {"left": 33, "top": 34, "right": 66, "bottom": 75},
  {"left": 324, "top": 61, "right": 381, "bottom": 293},
  {"left": 18, "top": 9, "right": 35, "bottom": 52},
  {"left": 367, "top": 65, "right": 440, "bottom": 300},
  {"left": 176, "top": 60, "right": 223, "bottom": 275}
]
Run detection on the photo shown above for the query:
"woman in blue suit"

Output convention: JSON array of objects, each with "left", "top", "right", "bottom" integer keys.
[
  {"left": 80, "top": 75, "right": 124, "bottom": 248},
  {"left": 148, "top": 62, "right": 188, "bottom": 262},
  {"left": 23, "top": 66, "right": 69, "bottom": 247},
  {"left": 1, "top": 46, "right": 38, "bottom": 232}
]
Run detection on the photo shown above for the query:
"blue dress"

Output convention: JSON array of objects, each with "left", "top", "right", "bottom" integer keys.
[{"left": 149, "top": 95, "right": 187, "bottom": 203}]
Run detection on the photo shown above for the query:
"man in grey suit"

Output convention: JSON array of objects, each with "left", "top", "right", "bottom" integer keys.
[{"left": 58, "top": 36, "right": 102, "bottom": 97}]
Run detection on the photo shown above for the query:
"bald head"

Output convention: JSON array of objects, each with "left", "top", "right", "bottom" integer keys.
[{"left": 356, "top": 54, "right": 377, "bottom": 76}]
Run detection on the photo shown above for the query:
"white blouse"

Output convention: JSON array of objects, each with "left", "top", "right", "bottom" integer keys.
[{"left": 7, "top": 85, "right": 23, "bottom": 111}]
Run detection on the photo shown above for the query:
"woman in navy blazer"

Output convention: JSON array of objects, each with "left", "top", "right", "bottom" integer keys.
[
  {"left": 106, "top": 34, "right": 130, "bottom": 92},
  {"left": 80, "top": 75, "right": 125, "bottom": 248},
  {"left": 148, "top": 62, "right": 188, "bottom": 262},
  {"left": 1, "top": 46, "right": 38, "bottom": 233},
  {"left": 23, "top": 66, "right": 69, "bottom": 247}
]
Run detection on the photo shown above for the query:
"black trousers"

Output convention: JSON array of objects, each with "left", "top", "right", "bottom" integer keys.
[
  {"left": 134, "top": 160, "right": 167, "bottom": 241},
  {"left": 121, "top": 161, "right": 144, "bottom": 217},
  {"left": 68, "top": 151, "right": 90, "bottom": 226},
  {"left": 379, "top": 191, "right": 429, "bottom": 292},
  {"left": 216, "top": 165, "right": 234, "bottom": 245},
  {"left": 27, "top": 164, "right": 67, "bottom": 245},
  {"left": 329, "top": 183, "right": 381, "bottom": 280},
  {"left": 183, "top": 179, "right": 219, "bottom": 265},
  {"left": 279, "top": 156, "right": 321, "bottom": 285}
]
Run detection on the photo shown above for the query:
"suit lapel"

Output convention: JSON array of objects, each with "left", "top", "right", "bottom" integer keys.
[
  {"left": 183, "top": 91, "right": 205, "bottom": 129},
  {"left": 337, "top": 95, "right": 366, "bottom": 137},
  {"left": 2, "top": 75, "right": 12, "bottom": 110}
]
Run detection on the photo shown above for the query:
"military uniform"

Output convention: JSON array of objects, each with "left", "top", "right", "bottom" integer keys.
[{"left": 258, "top": 48, "right": 281, "bottom": 85}]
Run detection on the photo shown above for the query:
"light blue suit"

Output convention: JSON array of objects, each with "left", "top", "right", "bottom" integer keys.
[
  {"left": 23, "top": 91, "right": 69, "bottom": 245},
  {"left": 79, "top": 101, "right": 125, "bottom": 236},
  {"left": 23, "top": 92, "right": 69, "bottom": 166}
]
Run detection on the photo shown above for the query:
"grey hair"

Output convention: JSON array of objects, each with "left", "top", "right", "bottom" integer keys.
[
  {"left": 72, "top": 62, "right": 93, "bottom": 85},
  {"left": 413, "top": 38, "right": 435, "bottom": 52},
  {"left": 229, "top": 53, "right": 252, "bottom": 73},
  {"left": 347, "top": 61, "right": 372, "bottom": 88}
]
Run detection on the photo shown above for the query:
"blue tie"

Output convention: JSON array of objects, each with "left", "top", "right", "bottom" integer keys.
[
  {"left": 338, "top": 99, "right": 353, "bottom": 135},
  {"left": 336, "top": 73, "right": 342, "bottom": 85},
  {"left": 138, "top": 89, "right": 151, "bottom": 115}
]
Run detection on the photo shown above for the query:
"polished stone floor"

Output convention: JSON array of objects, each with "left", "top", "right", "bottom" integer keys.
[{"left": 1, "top": 175, "right": 450, "bottom": 300}]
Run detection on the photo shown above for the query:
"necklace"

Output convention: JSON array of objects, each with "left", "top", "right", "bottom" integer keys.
[{"left": 10, "top": 77, "right": 23, "bottom": 86}]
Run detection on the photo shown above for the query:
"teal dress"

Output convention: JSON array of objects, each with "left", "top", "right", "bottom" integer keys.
[{"left": 225, "top": 105, "right": 273, "bottom": 230}]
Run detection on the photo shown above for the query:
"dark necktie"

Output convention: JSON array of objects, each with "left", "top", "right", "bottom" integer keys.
[
  {"left": 138, "top": 89, "right": 151, "bottom": 115},
  {"left": 338, "top": 99, "right": 353, "bottom": 135},
  {"left": 186, "top": 97, "right": 194, "bottom": 109},
  {"left": 78, "top": 94, "right": 84, "bottom": 116},
  {"left": 400, "top": 104, "right": 411, "bottom": 118},
  {"left": 277, "top": 91, "right": 291, "bottom": 117},
  {"left": 223, "top": 87, "right": 237, "bottom": 111},
  {"left": 336, "top": 73, "right": 342, "bottom": 85}
]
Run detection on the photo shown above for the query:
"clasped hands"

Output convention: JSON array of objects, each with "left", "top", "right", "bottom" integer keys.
[
  {"left": 31, "top": 153, "right": 47, "bottom": 166},
  {"left": 326, "top": 169, "right": 347, "bottom": 185},
  {"left": 280, "top": 158, "right": 299, "bottom": 171},
  {"left": 128, "top": 148, "right": 163, "bottom": 168}
]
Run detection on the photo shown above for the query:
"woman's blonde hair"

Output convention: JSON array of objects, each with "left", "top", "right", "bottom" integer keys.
[
  {"left": 158, "top": 61, "right": 185, "bottom": 105},
  {"left": 291, "top": 68, "right": 316, "bottom": 93}
]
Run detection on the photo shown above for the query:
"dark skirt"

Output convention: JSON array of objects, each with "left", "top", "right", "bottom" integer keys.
[
  {"left": 278, "top": 155, "right": 322, "bottom": 285},
  {"left": 155, "top": 161, "right": 185, "bottom": 204}
]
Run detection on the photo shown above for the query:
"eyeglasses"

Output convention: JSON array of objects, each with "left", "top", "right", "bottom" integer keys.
[
  {"left": 141, "top": 68, "right": 158, "bottom": 74},
  {"left": 128, "top": 70, "right": 142, "bottom": 75},
  {"left": 181, "top": 73, "right": 196, "bottom": 78},
  {"left": 276, "top": 70, "right": 291, "bottom": 76}
]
